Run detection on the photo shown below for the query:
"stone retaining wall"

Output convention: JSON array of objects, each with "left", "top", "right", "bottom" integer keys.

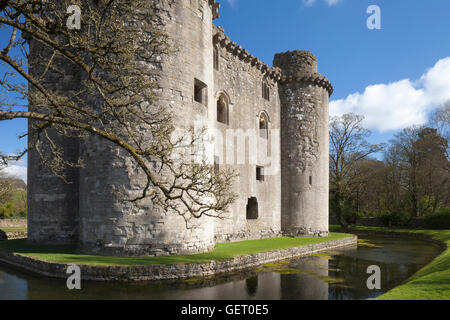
[
  {"left": 0, "top": 219, "right": 27, "bottom": 228},
  {"left": 0, "top": 236, "right": 357, "bottom": 282},
  {"left": 3, "top": 232, "right": 27, "bottom": 240}
]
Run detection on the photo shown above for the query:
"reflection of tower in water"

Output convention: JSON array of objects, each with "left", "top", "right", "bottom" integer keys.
[{"left": 280, "top": 256, "right": 329, "bottom": 300}]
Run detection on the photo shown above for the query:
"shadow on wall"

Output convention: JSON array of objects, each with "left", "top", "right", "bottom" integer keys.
[{"left": 0, "top": 230, "right": 7, "bottom": 240}]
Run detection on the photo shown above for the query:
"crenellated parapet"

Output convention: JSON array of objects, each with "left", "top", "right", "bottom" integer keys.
[
  {"left": 205, "top": 0, "right": 221, "bottom": 20},
  {"left": 213, "top": 26, "right": 282, "bottom": 82},
  {"left": 280, "top": 73, "right": 334, "bottom": 97},
  {"left": 274, "top": 50, "right": 333, "bottom": 96}
]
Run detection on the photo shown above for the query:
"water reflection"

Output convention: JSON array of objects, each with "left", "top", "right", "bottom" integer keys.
[{"left": 0, "top": 236, "right": 443, "bottom": 300}]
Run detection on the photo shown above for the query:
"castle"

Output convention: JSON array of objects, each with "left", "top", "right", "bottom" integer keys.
[{"left": 27, "top": 0, "right": 333, "bottom": 256}]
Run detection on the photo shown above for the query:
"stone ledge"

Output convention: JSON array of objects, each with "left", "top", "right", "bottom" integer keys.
[{"left": 0, "top": 236, "right": 357, "bottom": 282}]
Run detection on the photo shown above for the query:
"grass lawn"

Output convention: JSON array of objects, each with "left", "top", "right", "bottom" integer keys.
[
  {"left": 0, "top": 232, "right": 353, "bottom": 266},
  {"left": 0, "top": 227, "right": 27, "bottom": 233},
  {"left": 330, "top": 225, "right": 450, "bottom": 300}
]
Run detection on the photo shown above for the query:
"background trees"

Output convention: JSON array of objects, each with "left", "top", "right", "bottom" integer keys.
[
  {"left": 384, "top": 126, "right": 449, "bottom": 223},
  {"left": 0, "top": 168, "right": 13, "bottom": 205},
  {"left": 330, "top": 107, "right": 450, "bottom": 228},
  {"left": 0, "top": 167, "right": 26, "bottom": 219},
  {"left": 329, "top": 113, "right": 385, "bottom": 227}
]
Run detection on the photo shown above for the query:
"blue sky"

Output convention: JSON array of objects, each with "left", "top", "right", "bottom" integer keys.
[
  {"left": 217, "top": 0, "right": 450, "bottom": 139},
  {"left": 1, "top": 0, "right": 450, "bottom": 181}
]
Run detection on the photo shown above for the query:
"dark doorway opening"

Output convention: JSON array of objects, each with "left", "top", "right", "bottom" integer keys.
[{"left": 246, "top": 197, "right": 259, "bottom": 220}]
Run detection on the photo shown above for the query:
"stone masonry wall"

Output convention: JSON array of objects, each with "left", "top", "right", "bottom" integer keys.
[
  {"left": 274, "top": 51, "right": 332, "bottom": 237},
  {"left": 212, "top": 26, "right": 282, "bottom": 242},
  {"left": 0, "top": 219, "right": 27, "bottom": 228}
]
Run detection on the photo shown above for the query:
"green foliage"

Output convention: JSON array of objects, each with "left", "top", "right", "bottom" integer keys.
[
  {"left": 330, "top": 194, "right": 355, "bottom": 227},
  {"left": 379, "top": 211, "right": 410, "bottom": 227},
  {"left": 424, "top": 207, "right": 450, "bottom": 230},
  {"left": 0, "top": 190, "right": 26, "bottom": 219}
]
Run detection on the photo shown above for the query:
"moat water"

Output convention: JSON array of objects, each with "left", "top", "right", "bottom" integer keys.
[{"left": 0, "top": 236, "right": 443, "bottom": 300}]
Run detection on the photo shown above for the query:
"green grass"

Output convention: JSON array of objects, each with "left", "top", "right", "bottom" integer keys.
[
  {"left": 330, "top": 225, "right": 450, "bottom": 300},
  {"left": 0, "top": 227, "right": 27, "bottom": 233},
  {"left": 0, "top": 232, "right": 353, "bottom": 266}
]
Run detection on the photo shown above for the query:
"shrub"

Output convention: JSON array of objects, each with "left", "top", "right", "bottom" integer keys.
[
  {"left": 424, "top": 208, "right": 450, "bottom": 230},
  {"left": 379, "top": 211, "right": 410, "bottom": 227}
]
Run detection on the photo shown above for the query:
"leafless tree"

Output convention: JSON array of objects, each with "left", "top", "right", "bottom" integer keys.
[
  {"left": 0, "top": 1, "right": 237, "bottom": 225},
  {"left": 329, "top": 113, "right": 385, "bottom": 227},
  {"left": 430, "top": 101, "right": 450, "bottom": 147}
]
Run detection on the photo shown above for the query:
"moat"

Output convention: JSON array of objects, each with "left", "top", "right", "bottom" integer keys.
[{"left": 0, "top": 236, "right": 442, "bottom": 300}]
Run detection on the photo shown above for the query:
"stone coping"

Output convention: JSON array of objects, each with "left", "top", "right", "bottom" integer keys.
[{"left": 0, "top": 236, "right": 357, "bottom": 282}]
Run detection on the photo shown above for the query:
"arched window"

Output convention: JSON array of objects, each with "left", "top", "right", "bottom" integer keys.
[
  {"left": 217, "top": 94, "right": 229, "bottom": 125},
  {"left": 259, "top": 113, "right": 268, "bottom": 139}
]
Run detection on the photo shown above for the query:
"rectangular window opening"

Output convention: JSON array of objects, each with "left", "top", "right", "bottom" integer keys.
[
  {"left": 256, "top": 166, "right": 265, "bottom": 182},
  {"left": 262, "top": 82, "right": 270, "bottom": 101},
  {"left": 194, "top": 79, "right": 208, "bottom": 106}
]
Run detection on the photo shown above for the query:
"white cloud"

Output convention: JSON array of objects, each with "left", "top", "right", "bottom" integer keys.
[
  {"left": 330, "top": 57, "right": 450, "bottom": 132},
  {"left": 302, "top": 0, "right": 341, "bottom": 7},
  {"left": 1, "top": 159, "right": 27, "bottom": 183},
  {"left": 325, "top": 0, "right": 341, "bottom": 5},
  {"left": 227, "top": 0, "right": 237, "bottom": 8},
  {"left": 303, "top": 0, "right": 317, "bottom": 7}
]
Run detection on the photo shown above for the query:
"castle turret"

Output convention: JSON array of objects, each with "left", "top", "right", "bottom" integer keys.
[
  {"left": 274, "top": 51, "right": 333, "bottom": 237},
  {"left": 77, "top": 0, "right": 219, "bottom": 255},
  {"left": 27, "top": 38, "right": 81, "bottom": 245}
]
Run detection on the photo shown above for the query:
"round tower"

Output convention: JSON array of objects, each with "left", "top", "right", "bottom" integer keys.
[
  {"left": 273, "top": 51, "right": 333, "bottom": 237},
  {"left": 27, "top": 38, "right": 81, "bottom": 245},
  {"left": 77, "top": 0, "right": 219, "bottom": 256}
]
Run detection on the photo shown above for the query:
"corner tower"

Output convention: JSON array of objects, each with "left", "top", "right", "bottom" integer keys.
[
  {"left": 274, "top": 51, "right": 333, "bottom": 237},
  {"left": 76, "top": 0, "right": 221, "bottom": 256}
]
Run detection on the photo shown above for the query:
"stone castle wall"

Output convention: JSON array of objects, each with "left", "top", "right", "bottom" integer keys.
[
  {"left": 27, "top": 0, "right": 333, "bottom": 256},
  {"left": 212, "top": 26, "right": 282, "bottom": 242}
]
